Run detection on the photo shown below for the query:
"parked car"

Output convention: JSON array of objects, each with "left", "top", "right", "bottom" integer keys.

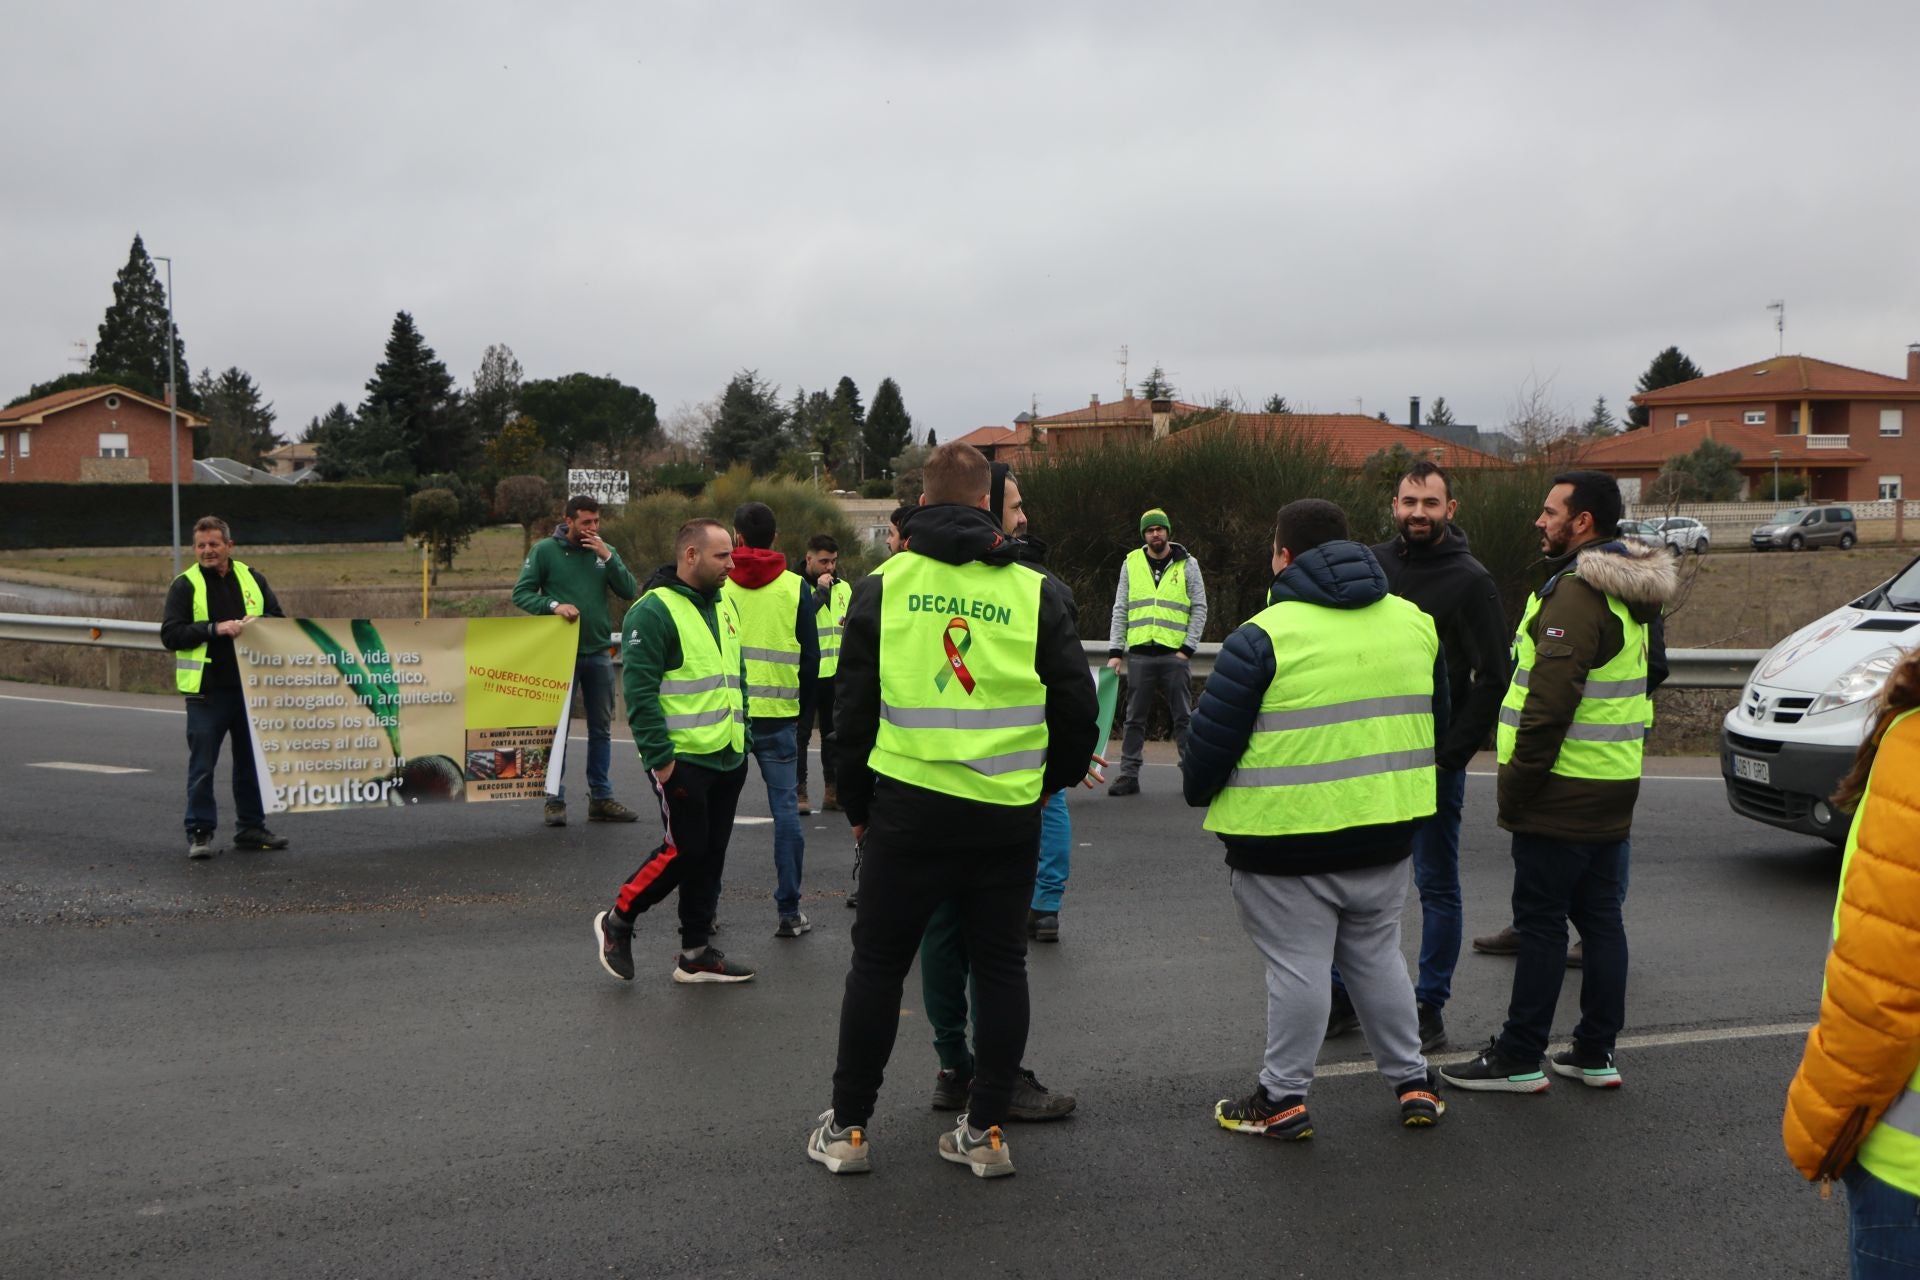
[
  {"left": 1621, "top": 515, "right": 1710, "bottom": 555},
  {"left": 1722, "top": 553, "right": 1920, "bottom": 843},
  {"left": 1751, "top": 506, "right": 1858, "bottom": 551}
]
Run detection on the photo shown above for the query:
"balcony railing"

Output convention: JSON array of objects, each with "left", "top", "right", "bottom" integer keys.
[{"left": 1806, "top": 434, "right": 1851, "bottom": 450}]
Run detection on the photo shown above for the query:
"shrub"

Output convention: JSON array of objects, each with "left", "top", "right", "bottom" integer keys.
[
  {"left": 406, "top": 488, "right": 467, "bottom": 582},
  {"left": 858, "top": 478, "right": 893, "bottom": 499}
]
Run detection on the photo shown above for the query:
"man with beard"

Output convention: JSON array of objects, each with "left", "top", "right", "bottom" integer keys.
[
  {"left": 1443, "top": 471, "right": 1675, "bottom": 1094},
  {"left": 1324, "top": 462, "right": 1506, "bottom": 1052},
  {"left": 1105, "top": 508, "right": 1207, "bottom": 797}
]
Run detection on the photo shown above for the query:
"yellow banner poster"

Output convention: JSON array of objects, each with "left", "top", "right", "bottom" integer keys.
[{"left": 233, "top": 617, "right": 579, "bottom": 816}]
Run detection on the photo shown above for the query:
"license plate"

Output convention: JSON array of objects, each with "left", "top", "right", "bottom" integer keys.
[{"left": 1732, "top": 755, "right": 1771, "bottom": 785}]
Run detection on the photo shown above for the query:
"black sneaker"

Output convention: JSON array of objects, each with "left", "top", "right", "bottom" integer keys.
[
  {"left": 594, "top": 911, "right": 634, "bottom": 981},
  {"left": 587, "top": 798, "right": 639, "bottom": 823},
  {"left": 1397, "top": 1067, "right": 1448, "bottom": 1128},
  {"left": 1215, "top": 1085, "right": 1311, "bottom": 1140},
  {"left": 931, "top": 1068, "right": 971, "bottom": 1111},
  {"left": 1326, "top": 989, "right": 1360, "bottom": 1038},
  {"left": 775, "top": 913, "right": 812, "bottom": 938},
  {"left": 1440, "top": 1038, "right": 1550, "bottom": 1093},
  {"left": 543, "top": 800, "right": 567, "bottom": 827},
  {"left": 1027, "top": 910, "right": 1059, "bottom": 943},
  {"left": 1550, "top": 1045, "right": 1622, "bottom": 1089},
  {"left": 1106, "top": 774, "right": 1140, "bottom": 797},
  {"left": 672, "top": 947, "right": 756, "bottom": 984},
  {"left": 187, "top": 829, "right": 214, "bottom": 860},
  {"left": 1418, "top": 1001, "right": 1447, "bottom": 1052},
  {"left": 1008, "top": 1068, "right": 1076, "bottom": 1121},
  {"left": 233, "top": 826, "right": 289, "bottom": 851}
]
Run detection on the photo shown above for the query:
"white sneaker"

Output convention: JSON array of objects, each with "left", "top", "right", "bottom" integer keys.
[
  {"left": 938, "top": 1112, "right": 1014, "bottom": 1178},
  {"left": 806, "top": 1110, "right": 871, "bottom": 1174}
]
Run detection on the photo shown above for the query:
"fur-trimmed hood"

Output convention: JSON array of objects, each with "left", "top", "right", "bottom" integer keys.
[{"left": 1562, "top": 538, "right": 1677, "bottom": 623}]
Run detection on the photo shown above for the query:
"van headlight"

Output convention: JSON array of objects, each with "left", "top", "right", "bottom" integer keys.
[{"left": 1809, "top": 648, "right": 1905, "bottom": 716}]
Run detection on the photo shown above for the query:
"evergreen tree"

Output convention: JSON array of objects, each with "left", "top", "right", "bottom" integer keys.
[
  {"left": 926, "top": 428, "right": 937, "bottom": 447},
  {"left": 313, "top": 404, "right": 413, "bottom": 482},
  {"left": 1139, "top": 364, "right": 1175, "bottom": 399},
  {"left": 703, "top": 369, "right": 791, "bottom": 473},
  {"left": 194, "top": 366, "right": 279, "bottom": 465},
  {"left": 469, "top": 343, "right": 523, "bottom": 442},
  {"left": 1629, "top": 346, "right": 1705, "bottom": 427},
  {"left": 818, "top": 375, "right": 863, "bottom": 472},
  {"left": 90, "top": 234, "right": 198, "bottom": 409},
  {"left": 517, "top": 372, "right": 658, "bottom": 471},
  {"left": 1263, "top": 394, "right": 1291, "bottom": 414},
  {"left": 360, "top": 311, "right": 466, "bottom": 474},
  {"left": 1652, "top": 439, "right": 1742, "bottom": 502},
  {"left": 862, "top": 377, "right": 913, "bottom": 476},
  {"left": 1425, "top": 397, "right": 1456, "bottom": 431},
  {"left": 1583, "top": 394, "right": 1618, "bottom": 436}
]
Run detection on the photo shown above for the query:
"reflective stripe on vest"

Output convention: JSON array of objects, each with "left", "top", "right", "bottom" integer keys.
[
  {"left": 868, "top": 553, "right": 1048, "bottom": 806},
  {"left": 173, "top": 560, "right": 265, "bottom": 694},
  {"left": 816, "top": 579, "right": 852, "bottom": 680},
  {"left": 648, "top": 588, "right": 746, "bottom": 756},
  {"left": 724, "top": 572, "right": 804, "bottom": 718},
  {"left": 1123, "top": 548, "right": 1192, "bottom": 650},
  {"left": 1494, "top": 573, "right": 1651, "bottom": 781},
  {"left": 1203, "top": 596, "right": 1439, "bottom": 837},
  {"left": 1836, "top": 708, "right": 1920, "bottom": 1196}
]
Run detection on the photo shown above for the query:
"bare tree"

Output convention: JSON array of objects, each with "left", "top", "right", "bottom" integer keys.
[
  {"left": 660, "top": 397, "right": 719, "bottom": 460},
  {"left": 1503, "top": 370, "right": 1579, "bottom": 460}
]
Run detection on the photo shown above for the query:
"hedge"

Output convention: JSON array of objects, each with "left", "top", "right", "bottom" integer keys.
[{"left": 0, "top": 482, "right": 406, "bottom": 549}]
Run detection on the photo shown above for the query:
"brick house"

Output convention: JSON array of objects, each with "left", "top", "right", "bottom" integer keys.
[
  {"left": 1172, "top": 411, "right": 1513, "bottom": 470},
  {"left": 0, "top": 384, "right": 206, "bottom": 483},
  {"left": 1031, "top": 391, "right": 1210, "bottom": 454},
  {"left": 1625, "top": 347, "right": 1920, "bottom": 501}
]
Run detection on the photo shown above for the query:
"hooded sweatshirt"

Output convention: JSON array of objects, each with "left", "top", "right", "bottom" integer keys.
[
  {"left": 1496, "top": 537, "right": 1677, "bottom": 841},
  {"left": 1370, "top": 523, "right": 1508, "bottom": 772},
  {"left": 1180, "top": 540, "right": 1451, "bottom": 876},
  {"left": 1108, "top": 541, "right": 1208, "bottom": 657},
  {"left": 619, "top": 563, "right": 752, "bottom": 773},
  {"left": 513, "top": 531, "right": 640, "bottom": 655},
  {"left": 834, "top": 502, "right": 1099, "bottom": 850},
  {"left": 724, "top": 545, "right": 818, "bottom": 728}
]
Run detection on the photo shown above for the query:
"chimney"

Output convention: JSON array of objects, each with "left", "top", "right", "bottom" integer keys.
[
  {"left": 1909, "top": 343, "right": 1920, "bottom": 383},
  {"left": 1123, "top": 387, "right": 1135, "bottom": 401},
  {"left": 1410, "top": 397, "right": 1421, "bottom": 430},
  {"left": 1090, "top": 393, "right": 1100, "bottom": 408},
  {"left": 1151, "top": 397, "right": 1173, "bottom": 440}
]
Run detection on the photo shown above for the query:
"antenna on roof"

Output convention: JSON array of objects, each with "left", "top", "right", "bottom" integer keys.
[
  {"left": 1767, "top": 300, "right": 1785, "bottom": 356},
  {"left": 68, "top": 341, "right": 88, "bottom": 367},
  {"left": 1116, "top": 344, "right": 1130, "bottom": 398}
]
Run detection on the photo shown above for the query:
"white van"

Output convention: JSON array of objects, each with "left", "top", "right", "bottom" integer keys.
[{"left": 1722, "top": 553, "right": 1920, "bottom": 842}]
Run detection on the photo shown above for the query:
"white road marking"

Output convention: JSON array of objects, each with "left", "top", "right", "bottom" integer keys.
[
  {"left": 1315, "top": 1020, "right": 1812, "bottom": 1078},
  {"left": 733, "top": 817, "right": 773, "bottom": 826},
  {"left": 0, "top": 693, "right": 183, "bottom": 716},
  {"left": 28, "top": 761, "right": 149, "bottom": 775}
]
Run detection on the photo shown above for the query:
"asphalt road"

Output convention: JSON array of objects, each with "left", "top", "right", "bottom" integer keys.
[{"left": 1, "top": 684, "right": 1851, "bottom": 1279}]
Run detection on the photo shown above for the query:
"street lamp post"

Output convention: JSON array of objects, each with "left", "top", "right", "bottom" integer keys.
[
  {"left": 155, "top": 254, "right": 182, "bottom": 573},
  {"left": 1770, "top": 449, "right": 1781, "bottom": 503}
]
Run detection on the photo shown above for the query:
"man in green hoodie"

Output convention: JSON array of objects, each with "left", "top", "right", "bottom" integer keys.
[
  {"left": 513, "top": 495, "right": 641, "bottom": 827},
  {"left": 593, "top": 518, "right": 757, "bottom": 985}
]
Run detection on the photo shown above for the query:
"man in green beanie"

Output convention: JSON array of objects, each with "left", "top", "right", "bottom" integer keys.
[{"left": 1106, "top": 508, "right": 1207, "bottom": 796}]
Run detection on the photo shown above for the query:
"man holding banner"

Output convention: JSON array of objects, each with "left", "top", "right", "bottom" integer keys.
[
  {"left": 513, "top": 495, "right": 641, "bottom": 828},
  {"left": 594, "top": 518, "right": 758, "bottom": 985}
]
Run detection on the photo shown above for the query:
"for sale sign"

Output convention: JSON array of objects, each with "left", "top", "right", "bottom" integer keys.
[{"left": 566, "top": 468, "right": 629, "bottom": 507}]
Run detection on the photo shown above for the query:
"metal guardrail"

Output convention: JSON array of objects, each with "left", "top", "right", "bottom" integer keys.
[{"left": 0, "top": 611, "right": 1763, "bottom": 692}]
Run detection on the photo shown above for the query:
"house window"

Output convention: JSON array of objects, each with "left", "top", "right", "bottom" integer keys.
[
  {"left": 1882, "top": 409, "right": 1904, "bottom": 438},
  {"left": 98, "top": 432, "right": 130, "bottom": 458},
  {"left": 1676, "top": 413, "right": 1690, "bottom": 425},
  {"left": 17, "top": 429, "right": 28, "bottom": 457},
  {"left": 1745, "top": 410, "right": 1767, "bottom": 425},
  {"left": 1882, "top": 476, "right": 1904, "bottom": 501}
]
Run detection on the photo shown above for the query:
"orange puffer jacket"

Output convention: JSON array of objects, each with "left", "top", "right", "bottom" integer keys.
[{"left": 1783, "top": 710, "right": 1920, "bottom": 1183}]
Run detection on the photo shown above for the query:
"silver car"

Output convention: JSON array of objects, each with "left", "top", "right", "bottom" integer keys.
[
  {"left": 1751, "top": 506, "right": 1858, "bottom": 552},
  {"left": 1621, "top": 516, "right": 1709, "bottom": 555}
]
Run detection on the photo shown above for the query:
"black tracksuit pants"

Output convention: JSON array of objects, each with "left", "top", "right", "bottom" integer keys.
[
  {"left": 611, "top": 760, "right": 748, "bottom": 951},
  {"left": 796, "top": 675, "right": 835, "bottom": 792},
  {"left": 830, "top": 829, "right": 1038, "bottom": 1129}
]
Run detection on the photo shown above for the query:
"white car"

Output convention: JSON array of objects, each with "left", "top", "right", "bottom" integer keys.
[
  {"left": 1723, "top": 553, "right": 1920, "bottom": 842},
  {"left": 1622, "top": 516, "right": 1710, "bottom": 555}
]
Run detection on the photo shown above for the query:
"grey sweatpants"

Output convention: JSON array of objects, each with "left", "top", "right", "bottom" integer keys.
[
  {"left": 1118, "top": 651, "right": 1192, "bottom": 777},
  {"left": 1230, "top": 861, "right": 1427, "bottom": 1099}
]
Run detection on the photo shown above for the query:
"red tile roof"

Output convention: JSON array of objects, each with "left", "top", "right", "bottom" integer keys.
[
  {"left": 0, "top": 382, "right": 208, "bottom": 426},
  {"left": 1574, "top": 419, "right": 1867, "bottom": 467},
  {"left": 1634, "top": 354, "right": 1920, "bottom": 404},
  {"left": 950, "top": 426, "right": 1015, "bottom": 449},
  {"left": 1175, "top": 412, "right": 1511, "bottom": 469},
  {"left": 1035, "top": 396, "right": 1207, "bottom": 427}
]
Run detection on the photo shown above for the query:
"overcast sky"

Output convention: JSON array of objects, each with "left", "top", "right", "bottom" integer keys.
[{"left": 7, "top": 1, "right": 1918, "bottom": 441}]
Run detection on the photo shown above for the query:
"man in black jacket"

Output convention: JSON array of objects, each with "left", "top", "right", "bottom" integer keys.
[
  {"left": 806, "top": 444, "right": 1098, "bottom": 1179},
  {"left": 1326, "top": 461, "right": 1506, "bottom": 1052}
]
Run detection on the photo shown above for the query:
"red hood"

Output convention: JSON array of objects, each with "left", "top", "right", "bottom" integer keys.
[{"left": 728, "top": 546, "right": 789, "bottom": 589}]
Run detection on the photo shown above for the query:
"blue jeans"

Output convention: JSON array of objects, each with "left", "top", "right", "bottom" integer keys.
[
  {"left": 558, "top": 652, "right": 615, "bottom": 802},
  {"left": 1030, "top": 790, "right": 1072, "bottom": 913},
  {"left": 1845, "top": 1162, "right": 1920, "bottom": 1277},
  {"left": 1411, "top": 767, "right": 1467, "bottom": 1010},
  {"left": 751, "top": 720, "right": 805, "bottom": 917},
  {"left": 184, "top": 687, "right": 266, "bottom": 835},
  {"left": 1497, "top": 831, "right": 1629, "bottom": 1062}
]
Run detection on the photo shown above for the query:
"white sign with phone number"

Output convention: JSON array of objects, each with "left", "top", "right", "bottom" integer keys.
[{"left": 567, "top": 469, "right": 629, "bottom": 506}]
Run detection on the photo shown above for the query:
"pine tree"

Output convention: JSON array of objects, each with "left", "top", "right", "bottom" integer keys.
[
  {"left": 703, "top": 370, "right": 791, "bottom": 473},
  {"left": 1629, "top": 346, "right": 1705, "bottom": 427},
  {"left": 1263, "top": 394, "right": 1290, "bottom": 414},
  {"left": 90, "top": 234, "right": 197, "bottom": 409},
  {"left": 1139, "top": 364, "right": 1175, "bottom": 399},
  {"left": 926, "top": 428, "right": 937, "bottom": 447},
  {"left": 818, "top": 376, "right": 863, "bottom": 474},
  {"left": 469, "top": 343, "right": 523, "bottom": 442},
  {"left": 863, "top": 377, "right": 914, "bottom": 476},
  {"left": 360, "top": 311, "right": 466, "bottom": 474},
  {"left": 1583, "top": 394, "right": 1618, "bottom": 436},
  {"left": 194, "top": 366, "right": 279, "bottom": 465},
  {"left": 1425, "top": 397, "right": 1456, "bottom": 431},
  {"left": 517, "top": 373, "right": 658, "bottom": 471}
]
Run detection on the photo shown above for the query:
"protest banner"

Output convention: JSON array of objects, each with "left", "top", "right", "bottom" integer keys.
[{"left": 233, "top": 616, "right": 579, "bottom": 816}]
